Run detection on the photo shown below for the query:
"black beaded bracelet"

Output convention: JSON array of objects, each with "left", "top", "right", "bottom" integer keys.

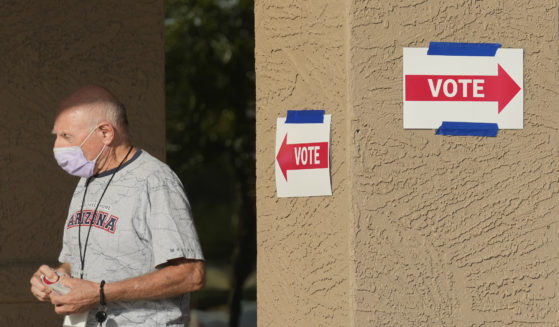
[
  {"left": 96, "top": 280, "right": 108, "bottom": 324},
  {"left": 100, "top": 280, "right": 106, "bottom": 306}
]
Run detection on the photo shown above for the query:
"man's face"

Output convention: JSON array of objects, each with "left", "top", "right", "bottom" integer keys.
[{"left": 52, "top": 108, "right": 102, "bottom": 161}]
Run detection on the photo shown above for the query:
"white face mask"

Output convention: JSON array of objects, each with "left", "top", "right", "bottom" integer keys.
[{"left": 53, "top": 128, "right": 106, "bottom": 178}]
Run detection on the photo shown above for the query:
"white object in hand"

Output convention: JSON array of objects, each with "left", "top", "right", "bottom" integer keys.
[{"left": 40, "top": 271, "right": 70, "bottom": 295}]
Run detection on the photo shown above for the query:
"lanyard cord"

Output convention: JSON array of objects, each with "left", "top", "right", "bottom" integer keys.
[{"left": 78, "top": 146, "right": 133, "bottom": 279}]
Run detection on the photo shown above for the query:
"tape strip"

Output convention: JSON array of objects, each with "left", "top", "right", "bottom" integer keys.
[
  {"left": 285, "top": 110, "right": 325, "bottom": 124},
  {"left": 427, "top": 42, "right": 501, "bottom": 56},
  {"left": 436, "top": 121, "right": 499, "bottom": 137}
]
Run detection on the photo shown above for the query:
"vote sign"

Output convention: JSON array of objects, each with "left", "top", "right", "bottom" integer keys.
[
  {"left": 275, "top": 112, "right": 332, "bottom": 198},
  {"left": 403, "top": 47, "right": 523, "bottom": 129},
  {"left": 276, "top": 136, "right": 328, "bottom": 181}
]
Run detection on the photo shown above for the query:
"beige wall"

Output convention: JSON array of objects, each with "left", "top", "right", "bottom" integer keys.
[
  {"left": 256, "top": 0, "right": 559, "bottom": 326},
  {"left": 255, "top": 0, "right": 352, "bottom": 325},
  {"left": 0, "top": 1, "right": 164, "bottom": 325}
]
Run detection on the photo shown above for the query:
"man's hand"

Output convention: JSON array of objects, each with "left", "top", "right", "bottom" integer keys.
[
  {"left": 50, "top": 276, "right": 99, "bottom": 315},
  {"left": 50, "top": 277, "right": 99, "bottom": 315},
  {"left": 30, "top": 265, "right": 59, "bottom": 302}
]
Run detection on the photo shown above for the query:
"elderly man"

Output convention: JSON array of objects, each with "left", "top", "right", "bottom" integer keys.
[{"left": 30, "top": 85, "right": 205, "bottom": 327}]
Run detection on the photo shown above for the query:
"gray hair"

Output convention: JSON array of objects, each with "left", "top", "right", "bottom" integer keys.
[
  {"left": 99, "top": 100, "right": 129, "bottom": 129},
  {"left": 88, "top": 99, "right": 130, "bottom": 133}
]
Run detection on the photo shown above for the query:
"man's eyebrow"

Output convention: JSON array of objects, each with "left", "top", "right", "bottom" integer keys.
[{"left": 51, "top": 129, "right": 72, "bottom": 137}]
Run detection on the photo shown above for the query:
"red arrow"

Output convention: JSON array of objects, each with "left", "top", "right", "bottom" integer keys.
[
  {"left": 405, "top": 64, "right": 521, "bottom": 113},
  {"left": 276, "top": 134, "right": 329, "bottom": 182}
]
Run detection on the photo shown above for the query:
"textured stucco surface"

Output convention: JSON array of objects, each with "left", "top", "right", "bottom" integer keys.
[
  {"left": 0, "top": 1, "right": 164, "bottom": 325},
  {"left": 255, "top": 0, "right": 351, "bottom": 326},
  {"left": 257, "top": 0, "right": 559, "bottom": 326},
  {"left": 350, "top": 1, "right": 559, "bottom": 326}
]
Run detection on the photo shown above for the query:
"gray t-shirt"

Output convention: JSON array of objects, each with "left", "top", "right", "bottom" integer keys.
[{"left": 59, "top": 149, "right": 204, "bottom": 327}]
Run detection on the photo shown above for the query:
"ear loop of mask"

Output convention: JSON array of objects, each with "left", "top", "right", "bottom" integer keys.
[
  {"left": 81, "top": 126, "right": 106, "bottom": 162},
  {"left": 80, "top": 127, "right": 98, "bottom": 147},
  {"left": 94, "top": 144, "right": 107, "bottom": 161}
]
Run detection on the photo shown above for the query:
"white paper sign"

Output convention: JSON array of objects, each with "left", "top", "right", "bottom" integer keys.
[
  {"left": 275, "top": 115, "right": 332, "bottom": 197},
  {"left": 403, "top": 47, "right": 523, "bottom": 129}
]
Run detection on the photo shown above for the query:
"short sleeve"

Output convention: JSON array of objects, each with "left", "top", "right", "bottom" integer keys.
[
  {"left": 145, "top": 171, "right": 204, "bottom": 267},
  {"left": 58, "top": 224, "right": 72, "bottom": 264}
]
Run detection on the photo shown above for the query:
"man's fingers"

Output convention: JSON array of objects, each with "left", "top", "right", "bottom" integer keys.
[
  {"left": 49, "top": 292, "right": 65, "bottom": 305},
  {"left": 53, "top": 302, "right": 79, "bottom": 316},
  {"left": 30, "top": 275, "right": 48, "bottom": 290},
  {"left": 30, "top": 284, "right": 51, "bottom": 301},
  {"left": 30, "top": 283, "right": 51, "bottom": 297},
  {"left": 30, "top": 268, "right": 52, "bottom": 302},
  {"left": 30, "top": 289, "right": 49, "bottom": 301},
  {"left": 38, "top": 265, "right": 58, "bottom": 280},
  {"left": 54, "top": 304, "right": 68, "bottom": 315}
]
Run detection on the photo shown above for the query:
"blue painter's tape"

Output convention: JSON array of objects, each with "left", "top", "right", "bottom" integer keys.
[
  {"left": 427, "top": 42, "right": 501, "bottom": 56},
  {"left": 285, "top": 110, "right": 325, "bottom": 124},
  {"left": 436, "top": 121, "right": 499, "bottom": 137}
]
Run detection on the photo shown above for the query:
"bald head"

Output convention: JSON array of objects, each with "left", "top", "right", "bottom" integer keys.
[
  {"left": 57, "top": 85, "right": 129, "bottom": 133},
  {"left": 53, "top": 85, "right": 136, "bottom": 173}
]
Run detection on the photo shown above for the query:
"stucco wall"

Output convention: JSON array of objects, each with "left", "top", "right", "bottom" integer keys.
[
  {"left": 255, "top": 0, "right": 352, "bottom": 326},
  {"left": 257, "top": 0, "right": 559, "bottom": 326},
  {"left": 0, "top": 1, "right": 164, "bottom": 325},
  {"left": 350, "top": 1, "right": 559, "bottom": 325}
]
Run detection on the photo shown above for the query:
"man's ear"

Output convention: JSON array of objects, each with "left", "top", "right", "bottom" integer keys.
[{"left": 97, "top": 121, "right": 115, "bottom": 145}]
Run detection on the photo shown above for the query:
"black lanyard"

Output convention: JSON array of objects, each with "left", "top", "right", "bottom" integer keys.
[{"left": 77, "top": 146, "right": 133, "bottom": 279}]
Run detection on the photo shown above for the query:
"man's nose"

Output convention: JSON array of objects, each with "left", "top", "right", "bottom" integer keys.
[{"left": 53, "top": 136, "right": 64, "bottom": 149}]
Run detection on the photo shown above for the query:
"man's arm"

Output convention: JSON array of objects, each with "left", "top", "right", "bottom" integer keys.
[
  {"left": 107, "top": 258, "right": 205, "bottom": 301},
  {"left": 50, "top": 258, "right": 205, "bottom": 315}
]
